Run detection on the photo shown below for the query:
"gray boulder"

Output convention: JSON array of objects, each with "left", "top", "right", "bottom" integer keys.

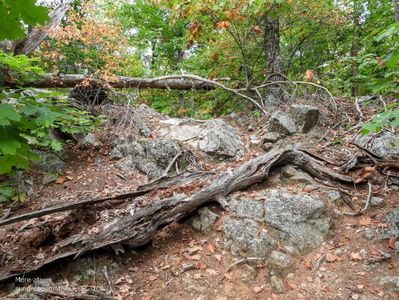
[
  {"left": 290, "top": 105, "right": 320, "bottom": 133},
  {"left": 80, "top": 133, "right": 101, "bottom": 147},
  {"left": 192, "top": 207, "right": 219, "bottom": 232},
  {"left": 223, "top": 217, "right": 277, "bottom": 258},
  {"left": 268, "top": 251, "right": 294, "bottom": 276},
  {"left": 229, "top": 197, "right": 264, "bottom": 221},
  {"left": 380, "top": 208, "right": 399, "bottom": 240},
  {"left": 33, "top": 151, "right": 65, "bottom": 174},
  {"left": 280, "top": 165, "right": 315, "bottom": 185},
  {"left": 268, "top": 111, "right": 296, "bottom": 135},
  {"left": 263, "top": 189, "right": 330, "bottom": 253},
  {"left": 270, "top": 275, "right": 286, "bottom": 293},
  {"left": 353, "top": 131, "right": 399, "bottom": 159},
  {"left": 263, "top": 132, "right": 282, "bottom": 143},
  {"left": 378, "top": 275, "right": 399, "bottom": 292},
  {"left": 159, "top": 118, "right": 245, "bottom": 159}
]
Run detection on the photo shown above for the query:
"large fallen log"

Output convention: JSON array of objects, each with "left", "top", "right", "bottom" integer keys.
[
  {"left": 0, "top": 147, "right": 353, "bottom": 281},
  {"left": 21, "top": 73, "right": 215, "bottom": 90}
]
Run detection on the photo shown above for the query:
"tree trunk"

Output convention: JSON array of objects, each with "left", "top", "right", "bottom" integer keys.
[
  {"left": 264, "top": 14, "right": 283, "bottom": 104},
  {"left": 13, "top": 2, "right": 71, "bottom": 55},
  {"left": 351, "top": 1, "right": 361, "bottom": 97}
]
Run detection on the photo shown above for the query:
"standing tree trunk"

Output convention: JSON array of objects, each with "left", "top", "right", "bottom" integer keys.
[
  {"left": 351, "top": 0, "right": 361, "bottom": 97},
  {"left": 264, "top": 14, "right": 283, "bottom": 104}
]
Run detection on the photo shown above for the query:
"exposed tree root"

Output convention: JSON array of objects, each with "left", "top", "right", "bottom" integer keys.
[{"left": 0, "top": 147, "right": 353, "bottom": 281}]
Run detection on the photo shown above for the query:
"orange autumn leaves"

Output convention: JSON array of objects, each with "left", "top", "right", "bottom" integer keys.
[{"left": 41, "top": 2, "right": 128, "bottom": 80}]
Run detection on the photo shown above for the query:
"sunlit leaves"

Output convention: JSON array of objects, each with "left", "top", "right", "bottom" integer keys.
[{"left": 0, "top": 0, "right": 49, "bottom": 40}]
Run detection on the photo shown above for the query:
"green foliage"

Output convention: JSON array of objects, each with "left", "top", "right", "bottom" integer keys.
[
  {"left": 0, "top": 0, "right": 49, "bottom": 40},
  {"left": 0, "top": 51, "right": 43, "bottom": 85},
  {"left": 0, "top": 89, "right": 103, "bottom": 175},
  {"left": 361, "top": 103, "right": 399, "bottom": 134}
]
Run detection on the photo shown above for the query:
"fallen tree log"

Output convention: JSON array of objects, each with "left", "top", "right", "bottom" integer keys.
[
  {"left": 21, "top": 73, "right": 215, "bottom": 90},
  {"left": 0, "top": 147, "right": 353, "bottom": 281}
]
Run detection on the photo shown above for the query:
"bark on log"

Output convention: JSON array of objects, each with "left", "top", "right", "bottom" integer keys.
[
  {"left": 23, "top": 73, "right": 215, "bottom": 90},
  {"left": 0, "top": 147, "right": 353, "bottom": 282},
  {"left": 13, "top": 3, "right": 72, "bottom": 55}
]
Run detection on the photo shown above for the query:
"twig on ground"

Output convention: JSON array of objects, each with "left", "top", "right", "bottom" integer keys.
[
  {"left": 102, "top": 266, "right": 115, "bottom": 296},
  {"left": 314, "top": 254, "right": 326, "bottom": 270},
  {"left": 227, "top": 257, "right": 263, "bottom": 272},
  {"left": 355, "top": 97, "right": 364, "bottom": 120},
  {"left": 343, "top": 181, "right": 372, "bottom": 216}
]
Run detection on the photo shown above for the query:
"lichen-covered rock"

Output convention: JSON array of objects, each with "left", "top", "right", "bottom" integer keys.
[
  {"left": 353, "top": 131, "right": 399, "bottom": 159},
  {"left": 268, "top": 111, "right": 296, "bottom": 135},
  {"left": 268, "top": 251, "right": 294, "bottom": 276},
  {"left": 198, "top": 119, "right": 245, "bottom": 158},
  {"left": 270, "top": 275, "right": 286, "bottom": 293},
  {"left": 378, "top": 275, "right": 399, "bottom": 292},
  {"left": 192, "top": 207, "right": 219, "bottom": 232},
  {"left": 263, "top": 189, "right": 329, "bottom": 253},
  {"left": 80, "top": 133, "right": 101, "bottom": 147},
  {"left": 34, "top": 151, "right": 65, "bottom": 174},
  {"left": 280, "top": 165, "right": 315, "bottom": 185},
  {"left": 263, "top": 132, "right": 282, "bottom": 143},
  {"left": 290, "top": 105, "right": 320, "bottom": 133},
  {"left": 223, "top": 217, "right": 277, "bottom": 258},
  {"left": 380, "top": 207, "right": 399, "bottom": 240},
  {"left": 228, "top": 197, "right": 264, "bottom": 221},
  {"left": 159, "top": 118, "right": 245, "bottom": 159}
]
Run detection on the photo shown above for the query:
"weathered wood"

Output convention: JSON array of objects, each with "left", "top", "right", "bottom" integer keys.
[
  {"left": 0, "top": 171, "right": 211, "bottom": 227},
  {"left": 0, "top": 147, "right": 353, "bottom": 281},
  {"left": 14, "top": 3, "right": 72, "bottom": 55},
  {"left": 22, "top": 73, "right": 215, "bottom": 90}
]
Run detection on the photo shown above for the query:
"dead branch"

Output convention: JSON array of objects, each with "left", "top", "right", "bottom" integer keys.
[
  {"left": 0, "top": 147, "right": 353, "bottom": 281},
  {"left": 343, "top": 181, "right": 372, "bottom": 216}
]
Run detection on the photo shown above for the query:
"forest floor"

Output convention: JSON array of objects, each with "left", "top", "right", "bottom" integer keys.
[{"left": 0, "top": 97, "right": 398, "bottom": 300}]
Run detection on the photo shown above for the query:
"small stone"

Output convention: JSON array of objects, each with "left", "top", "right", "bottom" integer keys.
[
  {"left": 42, "top": 173, "right": 59, "bottom": 185},
  {"left": 270, "top": 275, "right": 286, "bottom": 294},
  {"left": 334, "top": 248, "right": 344, "bottom": 256},
  {"left": 351, "top": 293, "right": 360, "bottom": 300},
  {"left": 290, "top": 105, "right": 320, "bottom": 133},
  {"left": 370, "top": 197, "right": 384, "bottom": 207},
  {"left": 395, "top": 241, "right": 399, "bottom": 253},
  {"left": 240, "top": 264, "right": 257, "bottom": 282},
  {"left": 268, "top": 111, "right": 296, "bottom": 135},
  {"left": 268, "top": 251, "right": 294, "bottom": 276},
  {"left": 359, "top": 249, "right": 368, "bottom": 258},
  {"left": 362, "top": 228, "right": 375, "bottom": 240},
  {"left": 81, "top": 133, "right": 101, "bottom": 147},
  {"left": 250, "top": 135, "right": 261, "bottom": 145},
  {"left": 263, "top": 132, "right": 282, "bottom": 143},
  {"left": 326, "top": 190, "right": 342, "bottom": 201},
  {"left": 378, "top": 275, "right": 399, "bottom": 292},
  {"left": 192, "top": 207, "right": 219, "bottom": 232},
  {"left": 262, "top": 142, "right": 274, "bottom": 152}
]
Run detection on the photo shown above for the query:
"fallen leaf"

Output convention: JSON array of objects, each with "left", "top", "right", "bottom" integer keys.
[
  {"left": 196, "top": 261, "right": 207, "bottom": 270},
  {"left": 148, "top": 275, "right": 158, "bottom": 281},
  {"left": 187, "top": 254, "right": 201, "bottom": 261},
  {"left": 357, "top": 284, "right": 364, "bottom": 289},
  {"left": 215, "top": 254, "right": 222, "bottom": 262},
  {"left": 354, "top": 166, "right": 375, "bottom": 184},
  {"left": 350, "top": 252, "right": 363, "bottom": 261},
  {"left": 208, "top": 243, "right": 216, "bottom": 253},
  {"left": 206, "top": 268, "right": 218, "bottom": 276},
  {"left": 194, "top": 273, "right": 202, "bottom": 279},
  {"left": 253, "top": 286, "right": 263, "bottom": 293},
  {"left": 325, "top": 253, "right": 340, "bottom": 263},
  {"left": 56, "top": 176, "right": 66, "bottom": 184},
  {"left": 388, "top": 237, "right": 397, "bottom": 249},
  {"left": 359, "top": 216, "right": 374, "bottom": 226}
]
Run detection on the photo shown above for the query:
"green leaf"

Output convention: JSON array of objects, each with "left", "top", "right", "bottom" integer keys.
[{"left": 0, "top": 104, "right": 21, "bottom": 125}]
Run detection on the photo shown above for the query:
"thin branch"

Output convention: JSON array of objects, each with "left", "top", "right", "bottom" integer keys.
[{"left": 343, "top": 181, "right": 372, "bottom": 216}]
